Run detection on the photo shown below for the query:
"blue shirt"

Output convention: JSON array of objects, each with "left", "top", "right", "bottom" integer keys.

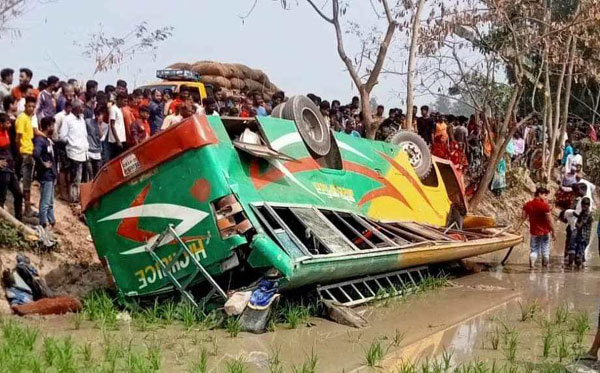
[
  {"left": 33, "top": 136, "right": 57, "bottom": 182},
  {"left": 562, "top": 145, "right": 573, "bottom": 166},
  {"left": 256, "top": 106, "right": 268, "bottom": 117},
  {"left": 148, "top": 100, "right": 164, "bottom": 135}
]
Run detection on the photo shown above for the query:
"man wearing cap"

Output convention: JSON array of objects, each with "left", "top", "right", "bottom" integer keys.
[{"left": 518, "top": 186, "right": 555, "bottom": 268}]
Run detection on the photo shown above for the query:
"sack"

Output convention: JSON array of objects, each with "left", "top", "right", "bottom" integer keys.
[
  {"left": 200, "top": 75, "right": 232, "bottom": 89},
  {"left": 230, "top": 78, "right": 246, "bottom": 90},
  {"left": 191, "top": 62, "right": 228, "bottom": 77}
]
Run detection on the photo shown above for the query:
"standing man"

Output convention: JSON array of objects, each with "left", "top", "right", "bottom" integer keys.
[
  {"left": 417, "top": 105, "right": 436, "bottom": 145},
  {"left": 84, "top": 107, "right": 104, "bottom": 181},
  {"left": 12, "top": 68, "right": 37, "bottom": 101},
  {"left": 0, "top": 113, "right": 22, "bottom": 221},
  {"left": 372, "top": 105, "right": 386, "bottom": 130},
  {"left": 36, "top": 75, "right": 59, "bottom": 119},
  {"left": 33, "top": 117, "right": 57, "bottom": 228},
  {"left": 58, "top": 101, "right": 88, "bottom": 203},
  {"left": 108, "top": 93, "right": 127, "bottom": 159},
  {"left": 15, "top": 97, "right": 37, "bottom": 216},
  {"left": 0, "top": 68, "right": 13, "bottom": 109},
  {"left": 116, "top": 80, "right": 128, "bottom": 96},
  {"left": 518, "top": 186, "right": 555, "bottom": 268},
  {"left": 56, "top": 83, "right": 75, "bottom": 113},
  {"left": 148, "top": 89, "right": 164, "bottom": 135}
]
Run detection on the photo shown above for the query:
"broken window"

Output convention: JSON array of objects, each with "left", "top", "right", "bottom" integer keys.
[{"left": 252, "top": 203, "right": 470, "bottom": 261}]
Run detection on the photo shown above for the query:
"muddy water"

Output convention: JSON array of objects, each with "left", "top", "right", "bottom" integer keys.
[{"left": 14, "top": 225, "right": 600, "bottom": 372}]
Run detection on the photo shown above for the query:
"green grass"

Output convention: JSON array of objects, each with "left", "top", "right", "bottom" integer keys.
[
  {"left": 225, "top": 316, "right": 242, "bottom": 337},
  {"left": 82, "top": 290, "right": 119, "bottom": 328},
  {"left": 278, "top": 302, "right": 312, "bottom": 329},
  {"left": 519, "top": 300, "right": 540, "bottom": 322},
  {"left": 225, "top": 356, "right": 248, "bottom": 373},
  {"left": 269, "top": 345, "right": 284, "bottom": 373},
  {"left": 364, "top": 339, "right": 387, "bottom": 367},
  {"left": 488, "top": 327, "right": 501, "bottom": 351},
  {"left": 542, "top": 325, "right": 555, "bottom": 358},
  {"left": 554, "top": 305, "right": 569, "bottom": 325},
  {"left": 291, "top": 349, "right": 318, "bottom": 373},
  {"left": 501, "top": 328, "right": 519, "bottom": 363},
  {"left": 190, "top": 348, "right": 209, "bottom": 373}
]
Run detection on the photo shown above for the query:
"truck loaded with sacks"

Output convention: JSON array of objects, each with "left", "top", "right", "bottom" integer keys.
[{"left": 80, "top": 93, "right": 522, "bottom": 305}]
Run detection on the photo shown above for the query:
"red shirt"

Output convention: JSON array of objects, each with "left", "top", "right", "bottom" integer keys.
[
  {"left": 523, "top": 198, "right": 552, "bottom": 236},
  {"left": 122, "top": 106, "right": 135, "bottom": 145},
  {"left": 169, "top": 99, "right": 183, "bottom": 115},
  {"left": 12, "top": 86, "right": 39, "bottom": 100},
  {"left": 0, "top": 129, "right": 10, "bottom": 148}
]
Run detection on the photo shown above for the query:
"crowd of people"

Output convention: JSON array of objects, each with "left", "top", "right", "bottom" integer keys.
[{"left": 0, "top": 66, "right": 595, "bottom": 236}]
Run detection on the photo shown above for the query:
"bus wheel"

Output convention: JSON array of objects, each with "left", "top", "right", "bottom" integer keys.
[{"left": 282, "top": 95, "right": 331, "bottom": 157}]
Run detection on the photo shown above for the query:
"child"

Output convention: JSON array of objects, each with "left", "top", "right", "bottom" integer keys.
[
  {"left": 130, "top": 105, "right": 151, "bottom": 145},
  {"left": 33, "top": 117, "right": 57, "bottom": 228},
  {"left": 0, "top": 113, "right": 22, "bottom": 221},
  {"left": 566, "top": 197, "right": 593, "bottom": 269}
]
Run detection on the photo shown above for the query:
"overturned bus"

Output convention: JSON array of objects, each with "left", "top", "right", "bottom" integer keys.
[{"left": 81, "top": 96, "right": 521, "bottom": 306}]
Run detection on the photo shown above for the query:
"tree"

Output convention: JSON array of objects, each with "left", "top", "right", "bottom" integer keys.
[
  {"left": 415, "top": 0, "right": 600, "bottom": 209},
  {"left": 304, "top": 0, "right": 398, "bottom": 139},
  {"left": 405, "top": 0, "right": 426, "bottom": 131},
  {"left": 433, "top": 95, "right": 451, "bottom": 113},
  {"left": 0, "top": 0, "right": 28, "bottom": 37},
  {"left": 81, "top": 22, "right": 173, "bottom": 74}
]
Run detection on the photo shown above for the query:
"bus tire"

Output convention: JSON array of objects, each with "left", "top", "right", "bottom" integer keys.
[
  {"left": 390, "top": 131, "right": 433, "bottom": 179},
  {"left": 282, "top": 95, "right": 331, "bottom": 156}
]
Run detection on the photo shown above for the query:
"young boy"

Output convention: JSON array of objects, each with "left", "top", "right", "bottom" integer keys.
[
  {"left": 130, "top": 105, "right": 150, "bottom": 145},
  {"left": 518, "top": 186, "right": 555, "bottom": 268},
  {"left": 15, "top": 96, "right": 36, "bottom": 216},
  {"left": 33, "top": 117, "right": 57, "bottom": 228},
  {"left": 0, "top": 113, "right": 22, "bottom": 220},
  {"left": 566, "top": 197, "right": 593, "bottom": 269}
]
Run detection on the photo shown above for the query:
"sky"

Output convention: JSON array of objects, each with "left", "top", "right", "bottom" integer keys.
[{"left": 0, "top": 0, "right": 445, "bottom": 109}]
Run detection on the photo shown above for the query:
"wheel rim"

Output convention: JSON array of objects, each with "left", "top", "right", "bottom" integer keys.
[
  {"left": 301, "top": 107, "right": 325, "bottom": 143},
  {"left": 399, "top": 141, "right": 423, "bottom": 168}
]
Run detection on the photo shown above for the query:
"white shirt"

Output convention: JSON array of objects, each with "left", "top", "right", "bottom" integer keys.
[
  {"left": 53, "top": 111, "right": 68, "bottom": 141},
  {"left": 0, "top": 82, "right": 11, "bottom": 111},
  {"left": 566, "top": 154, "right": 583, "bottom": 174},
  {"left": 59, "top": 113, "right": 89, "bottom": 162},
  {"left": 108, "top": 105, "right": 126, "bottom": 143},
  {"left": 16, "top": 98, "right": 25, "bottom": 115},
  {"left": 162, "top": 114, "right": 182, "bottom": 130}
]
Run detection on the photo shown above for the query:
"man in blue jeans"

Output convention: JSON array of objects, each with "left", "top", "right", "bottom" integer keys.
[
  {"left": 33, "top": 117, "right": 57, "bottom": 228},
  {"left": 518, "top": 186, "right": 556, "bottom": 268}
]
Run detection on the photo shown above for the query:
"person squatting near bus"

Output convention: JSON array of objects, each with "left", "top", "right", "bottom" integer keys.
[{"left": 518, "top": 186, "right": 555, "bottom": 268}]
